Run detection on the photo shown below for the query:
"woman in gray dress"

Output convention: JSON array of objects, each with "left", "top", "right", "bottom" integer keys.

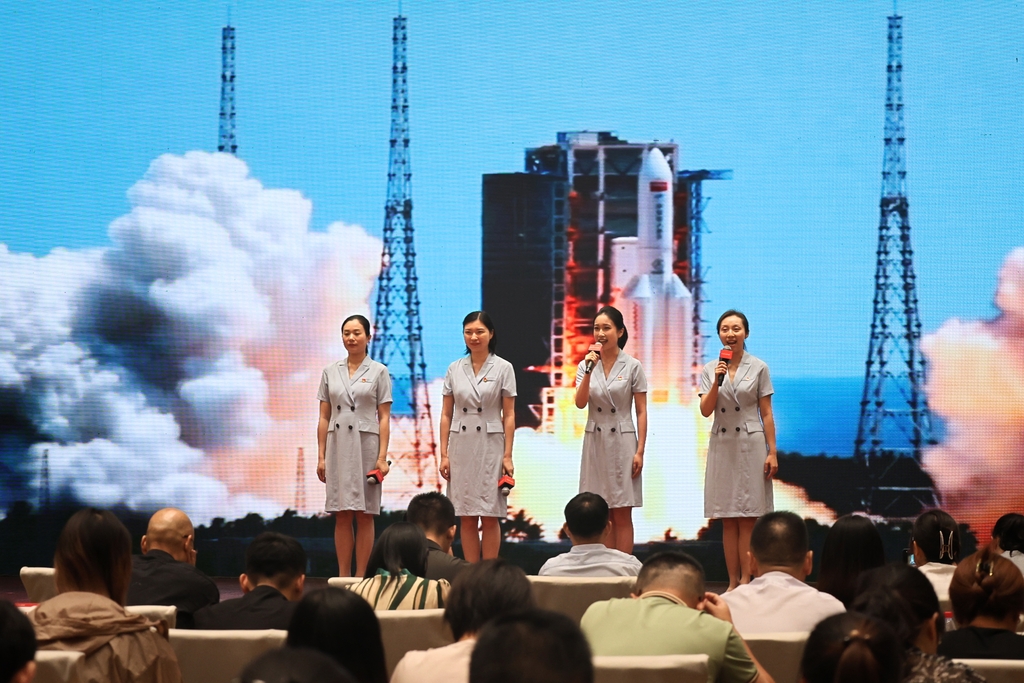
[
  {"left": 317, "top": 314, "right": 393, "bottom": 577},
  {"left": 699, "top": 309, "right": 778, "bottom": 590},
  {"left": 575, "top": 305, "right": 648, "bottom": 554},
  {"left": 439, "top": 311, "right": 516, "bottom": 563}
]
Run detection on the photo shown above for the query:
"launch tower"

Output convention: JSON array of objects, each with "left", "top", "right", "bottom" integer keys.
[{"left": 218, "top": 20, "right": 237, "bottom": 154}]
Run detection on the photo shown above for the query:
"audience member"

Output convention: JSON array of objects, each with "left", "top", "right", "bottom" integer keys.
[
  {"left": 470, "top": 609, "right": 593, "bottom": 683},
  {"left": 286, "top": 588, "right": 387, "bottom": 683},
  {"left": 126, "top": 507, "right": 219, "bottom": 628},
  {"left": 391, "top": 559, "right": 535, "bottom": 683},
  {"left": 721, "top": 511, "right": 844, "bottom": 634},
  {"left": 912, "top": 510, "right": 961, "bottom": 607},
  {"left": 800, "top": 612, "right": 904, "bottom": 683},
  {"left": 538, "top": 493, "right": 642, "bottom": 577},
  {"left": 28, "top": 508, "right": 182, "bottom": 683},
  {"left": 406, "top": 492, "right": 470, "bottom": 582},
  {"left": 938, "top": 547, "right": 1024, "bottom": 660},
  {"left": 852, "top": 563, "right": 984, "bottom": 683},
  {"left": 817, "top": 513, "right": 886, "bottom": 607},
  {"left": 349, "top": 522, "right": 450, "bottom": 610},
  {"left": 238, "top": 646, "right": 356, "bottom": 683},
  {"left": 193, "top": 531, "right": 306, "bottom": 629},
  {"left": 580, "top": 551, "right": 773, "bottom": 683},
  {"left": 990, "top": 512, "right": 1024, "bottom": 577},
  {"left": 0, "top": 600, "right": 36, "bottom": 683}
]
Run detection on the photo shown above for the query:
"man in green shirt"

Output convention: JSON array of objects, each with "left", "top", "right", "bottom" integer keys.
[{"left": 580, "top": 551, "right": 774, "bottom": 683}]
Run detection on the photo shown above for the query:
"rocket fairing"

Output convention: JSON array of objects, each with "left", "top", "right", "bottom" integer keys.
[{"left": 613, "top": 147, "right": 693, "bottom": 404}]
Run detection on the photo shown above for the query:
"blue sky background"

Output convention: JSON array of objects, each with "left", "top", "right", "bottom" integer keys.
[{"left": 1, "top": 0, "right": 1021, "bottom": 381}]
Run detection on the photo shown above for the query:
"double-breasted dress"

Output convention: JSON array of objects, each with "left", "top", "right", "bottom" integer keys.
[
  {"left": 699, "top": 352, "right": 774, "bottom": 518},
  {"left": 318, "top": 357, "right": 393, "bottom": 515},
  {"left": 442, "top": 354, "right": 517, "bottom": 518},
  {"left": 575, "top": 352, "right": 648, "bottom": 509}
]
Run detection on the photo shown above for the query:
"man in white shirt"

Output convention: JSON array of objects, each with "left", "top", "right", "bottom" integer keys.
[
  {"left": 539, "top": 492, "right": 643, "bottom": 577},
  {"left": 721, "top": 511, "right": 845, "bottom": 634}
]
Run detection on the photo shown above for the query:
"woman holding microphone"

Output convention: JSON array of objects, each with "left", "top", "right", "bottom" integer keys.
[
  {"left": 699, "top": 309, "right": 777, "bottom": 590},
  {"left": 575, "top": 305, "right": 648, "bottom": 554},
  {"left": 439, "top": 311, "right": 516, "bottom": 562},
  {"left": 317, "top": 314, "right": 392, "bottom": 577}
]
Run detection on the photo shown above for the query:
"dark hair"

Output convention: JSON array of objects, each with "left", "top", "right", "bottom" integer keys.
[
  {"left": 950, "top": 547, "right": 1024, "bottom": 626},
  {"left": 635, "top": 551, "right": 705, "bottom": 598},
  {"left": 852, "top": 563, "right": 944, "bottom": 645},
  {"left": 364, "top": 522, "right": 428, "bottom": 580},
  {"left": 342, "top": 315, "right": 372, "bottom": 339},
  {"left": 287, "top": 588, "right": 387, "bottom": 683},
  {"left": 912, "top": 510, "right": 960, "bottom": 565},
  {"left": 717, "top": 309, "right": 750, "bottom": 335},
  {"left": 239, "top": 646, "right": 356, "bottom": 683},
  {"left": 246, "top": 532, "right": 307, "bottom": 586},
  {"left": 818, "top": 514, "right": 886, "bottom": 607},
  {"left": 444, "top": 559, "right": 535, "bottom": 640},
  {"left": 406, "top": 492, "right": 457, "bottom": 538},
  {"left": 0, "top": 600, "right": 36, "bottom": 683},
  {"left": 594, "top": 306, "right": 628, "bottom": 349},
  {"left": 564, "top": 492, "right": 609, "bottom": 540},
  {"left": 54, "top": 507, "right": 133, "bottom": 605},
  {"left": 463, "top": 311, "right": 497, "bottom": 354},
  {"left": 750, "top": 511, "right": 808, "bottom": 567},
  {"left": 801, "top": 612, "right": 904, "bottom": 683},
  {"left": 991, "top": 513, "right": 1024, "bottom": 554},
  {"left": 470, "top": 609, "right": 593, "bottom": 683}
]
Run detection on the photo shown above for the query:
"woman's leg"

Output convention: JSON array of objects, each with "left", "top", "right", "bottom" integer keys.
[
  {"left": 354, "top": 512, "right": 376, "bottom": 577},
  {"left": 334, "top": 510, "right": 355, "bottom": 577},
  {"left": 737, "top": 517, "right": 757, "bottom": 585},
  {"left": 460, "top": 516, "right": 482, "bottom": 563},
  {"left": 481, "top": 517, "right": 501, "bottom": 560},
  {"left": 721, "top": 517, "right": 740, "bottom": 590},
  {"left": 609, "top": 507, "right": 634, "bottom": 554}
]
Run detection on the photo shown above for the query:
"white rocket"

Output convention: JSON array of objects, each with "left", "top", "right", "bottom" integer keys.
[{"left": 611, "top": 147, "right": 693, "bottom": 404}]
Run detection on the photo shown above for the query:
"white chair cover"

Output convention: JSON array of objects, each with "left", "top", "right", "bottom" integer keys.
[
  {"left": 326, "top": 577, "right": 362, "bottom": 589},
  {"left": 33, "top": 651, "right": 86, "bottom": 683},
  {"left": 376, "top": 608, "right": 454, "bottom": 676},
  {"left": 593, "top": 654, "right": 709, "bottom": 683},
  {"left": 527, "top": 575, "right": 636, "bottom": 623},
  {"left": 743, "top": 631, "right": 809, "bottom": 683},
  {"left": 953, "top": 658, "right": 1024, "bottom": 683},
  {"left": 126, "top": 604, "right": 177, "bottom": 629},
  {"left": 20, "top": 566, "right": 57, "bottom": 602},
  {"left": 168, "top": 628, "right": 287, "bottom": 683}
]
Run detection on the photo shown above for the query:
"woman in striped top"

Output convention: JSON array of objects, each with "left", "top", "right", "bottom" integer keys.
[{"left": 349, "top": 522, "right": 451, "bottom": 610}]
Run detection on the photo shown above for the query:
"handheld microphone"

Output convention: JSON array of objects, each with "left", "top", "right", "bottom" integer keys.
[
  {"left": 717, "top": 348, "right": 733, "bottom": 386},
  {"left": 584, "top": 343, "right": 603, "bottom": 374},
  {"left": 367, "top": 460, "right": 393, "bottom": 485},
  {"left": 498, "top": 475, "right": 515, "bottom": 496}
]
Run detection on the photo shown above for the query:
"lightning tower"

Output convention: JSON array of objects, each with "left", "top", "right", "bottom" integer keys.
[
  {"left": 218, "top": 18, "right": 237, "bottom": 154},
  {"left": 854, "top": 6, "right": 935, "bottom": 513},
  {"left": 370, "top": 15, "right": 438, "bottom": 487}
]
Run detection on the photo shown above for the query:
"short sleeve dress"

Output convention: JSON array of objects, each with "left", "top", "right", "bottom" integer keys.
[
  {"left": 698, "top": 352, "right": 774, "bottom": 518},
  {"left": 575, "top": 352, "right": 648, "bottom": 509},
  {"left": 318, "top": 357, "right": 393, "bottom": 514},
  {"left": 442, "top": 354, "right": 517, "bottom": 518}
]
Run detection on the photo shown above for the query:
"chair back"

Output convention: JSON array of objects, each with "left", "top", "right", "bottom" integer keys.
[
  {"left": 33, "top": 651, "right": 86, "bottom": 683},
  {"left": 168, "top": 628, "right": 286, "bottom": 683},
  {"left": 527, "top": 575, "right": 636, "bottom": 623},
  {"left": 126, "top": 604, "right": 177, "bottom": 629},
  {"left": 376, "top": 608, "right": 454, "bottom": 676},
  {"left": 743, "top": 631, "right": 809, "bottom": 683},
  {"left": 952, "top": 659, "right": 1024, "bottom": 683},
  {"left": 593, "top": 654, "right": 709, "bottom": 683},
  {"left": 20, "top": 566, "right": 58, "bottom": 602},
  {"left": 326, "top": 577, "right": 362, "bottom": 589}
]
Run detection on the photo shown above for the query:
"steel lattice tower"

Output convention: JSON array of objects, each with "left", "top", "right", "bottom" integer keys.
[
  {"left": 218, "top": 22, "right": 237, "bottom": 154},
  {"left": 370, "top": 15, "right": 438, "bottom": 488},
  {"left": 854, "top": 8, "right": 935, "bottom": 513}
]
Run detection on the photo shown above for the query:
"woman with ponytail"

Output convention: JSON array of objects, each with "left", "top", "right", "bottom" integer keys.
[
  {"left": 938, "top": 548, "right": 1024, "bottom": 659},
  {"left": 801, "top": 613, "right": 903, "bottom": 683},
  {"left": 911, "top": 509, "right": 961, "bottom": 608}
]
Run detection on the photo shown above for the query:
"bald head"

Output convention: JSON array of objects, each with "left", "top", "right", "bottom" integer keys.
[{"left": 142, "top": 508, "right": 195, "bottom": 564}]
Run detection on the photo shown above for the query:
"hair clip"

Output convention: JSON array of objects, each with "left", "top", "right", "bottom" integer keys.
[
  {"left": 842, "top": 629, "right": 868, "bottom": 647},
  {"left": 938, "top": 530, "right": 954, "bottom": 560},
  {"left": 976, "top": 559, "right": 994, "bottom": 577}
]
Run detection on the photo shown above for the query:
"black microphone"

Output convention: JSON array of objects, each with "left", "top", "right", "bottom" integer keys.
[
  {"left": 717, "top": 348, "right": 733, "bottom": 386},
  {"left": 584, "top": 343, "right": 603, "bottom": 374}
]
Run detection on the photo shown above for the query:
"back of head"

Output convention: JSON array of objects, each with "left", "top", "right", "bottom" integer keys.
[
  {"left": 287, "top": 588, "right": 387, "bottom": 683},
  {"left": 950, "top": 547, "right": 1024, "bottom": 626},
  {"left": 912, "top": 509, "right": 961, "bottom": 565},
  {"left": 801, "top": 612, "right": 904, "bottom": 683},
  {"left": 564, "top": 493, "right": 609, "bottom": 541},
  {"left": 0, "top": 600, "right": 36, "bottom": 683},
  {"left": 238, "top": 646, "right": 356, "bottom": 683},
  {"left": 992, "top": 513, "right": 1024, "bottom": 554},
  {"left": 470, "top": 609, "right": 593, "bottom": 683},
  {"left": 406, "top": 492, "right": 457, "bottom": 539},
  {"left": 54, "top": 507, "right": 133, "bottom": 605},
  {"left": 445, "top": 559, "right": 535, "bottom": 640},
  {"left": 364, "top": 522, "right": 428, "bottom": 579},
  {"left": 818, "top": 514, "right": 885, "bottom": 607},
  {"left": 750, "top": 511, "right": 808, "bottom": 568},
  {"left": 852, "top": 563, "right": 943, "bottom": 646},
  {"left": 144, "top": 507, "right": 194, "bottom": 556},
  {"left": 245, "top": 532, "right": 307, "bottom": 588},
  {"left": 634, "top": 551, "right": 705, "bottom": 602}
]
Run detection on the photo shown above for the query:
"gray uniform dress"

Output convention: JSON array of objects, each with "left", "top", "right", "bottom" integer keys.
[
  {"left": 442, "top": 354, "right": 517, "bottom": 518},
  {"left": 575, "top": 352, "right": 648, "bottom": 509},
  {"left": 318, "top": 357, "right": 393, "bottom": 514},
  {"left": 699, "top": 352, "right": 774, "bottom": 518}
]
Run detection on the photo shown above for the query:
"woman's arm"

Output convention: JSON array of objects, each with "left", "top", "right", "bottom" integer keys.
[
  {"left": 376, "top": 402, "right": 391, "bottom": 476},
  {"left": 574, "top": 351, "right": 599, "bottom": 409},
  {"left": 501, "top": 395, "right": 515, "bottom": 476},
  {"left": 316, "top": 400, "right": 331, "bottom": 483},
  {"left": 438, "top": 394, "right": 454, "bottom": 480},
  {"left": 759, "top": 394, "right": 778, "bottom": 479},
  {"left": 699, "top": 361, "right": 729, "bottom": 416},
  {"left": 632, "top": 392, "right": 648, "bottom": 478}
]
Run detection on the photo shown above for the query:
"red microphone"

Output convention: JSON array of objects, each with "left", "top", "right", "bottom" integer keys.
[
  {"left": 367, "top": 460, "right": 392, "bottom": 485},
  {"left": 498, "top": 475, "right": 515, "bottom": 496},
  {"left": 717, "top": 348, "right": 733, "bottom": 386},
  {"left": 584, "top": 343, "right": 603, "bottom": 374}
]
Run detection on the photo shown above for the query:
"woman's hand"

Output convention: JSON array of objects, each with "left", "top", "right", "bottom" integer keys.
[
  {"left": 502, "top": 455, "right": 514, "bottom": 477},
  {"left": 376, "top": 459, "right": 390, "bottom": 477},
  {"left": 631, "top": 451, "right": 644, "bottom": 478},
  {"left": 584, "top": 350, "right": 600, "bottom": 370},
  {"left": 764, "top": 452, "right": 778, "bottom": 480},
  {"left": 439, "top": 456, "right": 451, "bottom": 481},
  {"left": 316, "top": 459, "right": 326, "bottom": 483},
  {"left": 714, "top": 360, "right": 729, "bottom": 384}
]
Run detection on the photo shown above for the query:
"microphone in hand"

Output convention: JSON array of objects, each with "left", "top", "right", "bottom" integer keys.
[
  {"left": 717, "top": 348, "right": 733, "bottom": 386},
  {"left": 584, "top": 343, "right": 603, "bottom": 374}
]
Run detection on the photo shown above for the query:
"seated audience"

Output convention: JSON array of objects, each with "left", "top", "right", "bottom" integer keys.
[
  {"left": 193, "top": 531, "right": 306, "bottom": 630},
  {"left": 286, "top": 588, "right": 388, "bottom": 683},
  {"left": 990, "top": 512, "right": 1024, "bottom": 577},
  {"left": 470, "top": 609, "right": 593, "bottom": 683},
  {"left": 538, "top": 493, "right": 642, "bottom": 577},
  {"left": 938, "top": 547, "right": 1024, "bottom": 659},
  {"left": 852, "top": 563, "right": 984, "bottom": 683},
  {"left": 238, "top": 646, "right": 356, "bottom": 683},
  {"left": 349, "top": 522, "right": 450, "bottom": 610},
  {"left": 126, "top": 507, "right": 219, "bottom": 628},
  {"left": 817, "top": 513, "right": 886, "bottom": 607},
  {"left": 912, "top": 510, "right": 961, "bottom": 607},
  {"left": 721, "top": 511, "right": 844, "bottom": 634},
  {"left": 28, "top": 508, "right": 182, "bottom": 683},
  {"left": 391, "top": 558, "right": 535, "bottom": 683},
  {"left": 800, "top": 612, "right": 904, "bottom": 683},
  {"left": 1, "top": 600, "right": 36, "bottom": 683},
  {"left": 580, "top": 551, "right": 773, "bottom": 683},
  {"left": 406, "top": 492, "right": 469, "bottom": 582}
]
